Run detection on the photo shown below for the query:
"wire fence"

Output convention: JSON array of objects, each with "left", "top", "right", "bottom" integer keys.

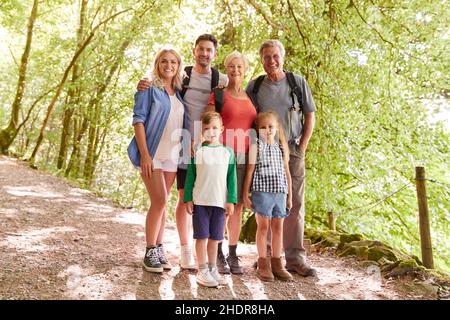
[
  {"left": 345, "top": 180, "right": 413, "bottom": 213},
  {"left": 343, "top": 175, "right": 450, "bottom": 213},
  {"left": 425, "top": 178, "right": 450, "bottom": 192}
]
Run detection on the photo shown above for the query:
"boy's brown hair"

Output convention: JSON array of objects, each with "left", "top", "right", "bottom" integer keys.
[{"left": 200, "top": 111, "right": 222, "bottom": 125}]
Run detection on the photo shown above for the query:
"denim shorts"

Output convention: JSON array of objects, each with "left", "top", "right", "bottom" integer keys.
[{"left": 251, "top": 191, "right": 289, "bottom": 219}]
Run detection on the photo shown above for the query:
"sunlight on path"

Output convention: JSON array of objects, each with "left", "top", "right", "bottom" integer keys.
[
  {"left": 4, "top": 185, "right": 62, "bottom": 198},
  {"left": 188, "top": 274, "right": 198, "bottom": 298},
  {"left": 110, "top": 211, "right": 145, "bottom": 225},
  {"left": 242, "top": 280, "right": 269, "bottom": 300},
  {"left": 58, "top": 264, "right": 114, "bottom": 299},
  {"left": 1, "top": 226, "right": 77, "bottom": 252},
  {"left": 159, "top": 271, "right": 176, "bottom": 300}
]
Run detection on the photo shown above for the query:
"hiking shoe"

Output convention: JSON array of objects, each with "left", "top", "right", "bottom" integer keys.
[
  {"left": 209, "top": 267, "right": 227, "bottom": 285},
  {"left": 143, "top": 247, "right": 163, "bottom": 273},
  {"left": 157, "top": 244, "right": 172, "bottom": 270},
  {"left": 180, "top": 245, "right": 197, "bottom": 270},
  {"left": 253, "top": 252, "right": 273, "bottom": 269},
  {"left": 217, "top": 251, "right": 230, "bottom": 274},
  {"left": 196, "top": 268, "right": 218, "bottom": 288},
  {"left": 287, "top": 263, "right": 317, "bottom": 277},
  {"left": 226, "top": 254, "right": 244, "bottom": 274}
]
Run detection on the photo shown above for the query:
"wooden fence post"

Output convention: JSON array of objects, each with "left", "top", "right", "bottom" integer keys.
[
  {"left": 327, "top": 211, "right": 336, "bottom": 231},
  {"left": 415, "top": 166, "right": 434, "bottom": 269}
]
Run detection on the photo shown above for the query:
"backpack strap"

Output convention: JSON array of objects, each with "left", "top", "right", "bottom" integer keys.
[
  {"left": 211, "top": 67, "right": 220, "bottom": 90},
  {"left": 182, "top": 66, "right": 219, "bottom": 97},
  {"left": 285, "top": 71, "right": 303, "bottom": 112},
  {"left": 181, "top": 66, "right": 193, "bottom": 98},
  {"left": 251, "top": 75, "right": 265, "bottom": 111},
  {"left": 212, "top": 87, "right": 224, "bottom": 113}
]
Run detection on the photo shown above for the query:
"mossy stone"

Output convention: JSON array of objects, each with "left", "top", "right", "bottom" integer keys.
[
  {"left": 338, "top": 245, "right": 369, "bottom": 259},
  {"left": 318, "top": 235, "right": 341, "bottom": 248},
  {"left": 367, "top": 246, "right": 398, "bottom": 262},
  {"left": 338, "top": 233, "right": 364, "bottom": 250},
  {"left": 340, "top": 233, "right": 363, "bottom": 245},
  {"left": 398, "top": 259, "right": 419, "bottom": 269},
  {"left": 305, "top": 229, "right": 341, "bottom": 244},
  {"left": 386, "top": 259, "right": 419, "bottom": 277},
  {"left": 306, "top": 229, "right": 325, "bottom": 243},
  {"left": 411, "top": 255, "right": 423, "bottom": 266},
  {"left": 240, "top": 213, "right": 257, "bottom": 243},
  {"left": 343, "top": 240, "right": 385, "bottom": 249}
]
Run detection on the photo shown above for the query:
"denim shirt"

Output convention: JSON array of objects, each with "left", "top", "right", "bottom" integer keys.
[{"left": 127, "top": 87, "right": 190, "bottom": 168}]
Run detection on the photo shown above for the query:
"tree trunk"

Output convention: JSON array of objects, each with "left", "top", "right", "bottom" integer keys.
[
  {"left": 82, "top": 39, "right": 131, "bottom": 184},
  {"left": 57, "top": 0, "right": 88, "bottom": 170},
  {"left": 90, "top": 127, "right": 107, "bottom": 184},
  {"left": 65, "top": 117, "right": 88, "bottom": 177},
  {"left": 0, "top": 0, "right": 38, "bottom": 154},
  {"left": 83, "top": 101, "right": 97, "bottom": 183}
]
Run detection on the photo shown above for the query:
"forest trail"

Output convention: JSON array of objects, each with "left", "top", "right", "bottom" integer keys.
[{"left": 0, "top": 155, "right": 442, "bottom": 300}]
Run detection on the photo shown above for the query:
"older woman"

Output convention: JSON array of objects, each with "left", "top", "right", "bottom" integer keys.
[
  {"left": 206, "top": 51, "right": 257, "bottom": 274},
  {"left": 128, "top": 47, "right": 189, "bottom": 273}
]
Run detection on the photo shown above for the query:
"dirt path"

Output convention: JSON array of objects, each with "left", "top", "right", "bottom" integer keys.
[{"left": 0, "top": 155, "right": 442, "bottom": 300}]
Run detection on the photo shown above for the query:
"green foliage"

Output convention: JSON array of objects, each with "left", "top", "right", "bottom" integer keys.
[{"left": 0, "top": 0, "right": 448, "bottom": 273}]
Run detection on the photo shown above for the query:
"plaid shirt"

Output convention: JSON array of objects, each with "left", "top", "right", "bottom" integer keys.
[{"left": 252, "top": 139, "right": 288, "bottom": 194}]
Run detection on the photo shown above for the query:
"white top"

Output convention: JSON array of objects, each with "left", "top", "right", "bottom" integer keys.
[
  {"left": 184, "top": 145, "right": 237, "bottom": 209},
  {"left": 153, "top": 95, "right": 184, "bottom": 162}
]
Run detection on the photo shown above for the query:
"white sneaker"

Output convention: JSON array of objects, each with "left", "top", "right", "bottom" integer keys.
[
  {"left": 180, "top": 245, "right": 197, "bottom": 270},
  {"left": 196, "top": 268, "right": 218, "bottom": 287},
  {"left": 209, "top": 267, "right": 227, "bottom": 285}
]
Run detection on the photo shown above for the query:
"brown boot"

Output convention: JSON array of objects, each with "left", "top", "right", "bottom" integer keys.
[
  {"left": 256, "top": 257, "right": 274, "bottom": 282},
  {"left": 271, "top": 257, "right": 293, "bottom": 281}
]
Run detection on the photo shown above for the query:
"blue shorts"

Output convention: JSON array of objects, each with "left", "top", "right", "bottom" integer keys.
[
  {"left": 251, "top": 191, "right": 289, "bottom": 219},
  {"left": 192, "top": 205, "right": 225, "bottom": 240}
]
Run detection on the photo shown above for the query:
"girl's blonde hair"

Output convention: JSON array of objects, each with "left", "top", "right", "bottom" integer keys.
[
  {"left": 151, "top": 47, "right": 183, "bottom": 91},
  {"left": 255, "top": 111, "right": 289, "bottom": 160}
]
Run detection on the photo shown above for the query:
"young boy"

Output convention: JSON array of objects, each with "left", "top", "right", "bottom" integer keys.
[{"left": 183, "top": 111, "right": 237, "bottom": 287}]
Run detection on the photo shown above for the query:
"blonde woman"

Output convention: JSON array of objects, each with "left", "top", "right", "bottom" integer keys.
[{"left": 128, "top": 47, "right": 189, "bottom": 273}]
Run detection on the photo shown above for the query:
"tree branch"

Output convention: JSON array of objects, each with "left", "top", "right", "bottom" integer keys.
[
  {"left": 286, "top": 0, "right": 310, "bottom": 52},
  {"left": 245, "top": 0, "right": 284, "bottom": 30},
  {"left": 351, "top": 0, "right": 395, "bottom": 48}
]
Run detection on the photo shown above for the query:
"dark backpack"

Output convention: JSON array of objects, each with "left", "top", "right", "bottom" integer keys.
[
  {"left": 181, "top": 66, "right": 220, "bottom": 98},
  {"left": 252, "top": 71, "right": 305, "bottom": 140},
  {"left": 212, "top": 87, "right": 225, "bottom": 113},
  {"left": 251, "top": 71, "right": 303, "bottom": 113}
]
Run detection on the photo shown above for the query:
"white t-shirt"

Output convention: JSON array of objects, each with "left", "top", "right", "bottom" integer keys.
[
  {"left": 185, "top": 144, "right": 236, "bottom": 209},
  {"left": 153, "top": 95, "right": 184, "bottom": 162}
]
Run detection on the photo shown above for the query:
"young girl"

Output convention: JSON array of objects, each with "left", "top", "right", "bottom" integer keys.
[
  {"left": 127, "top": 47, "right": 189, "bottom": 273},
  {"left": 184, "top": 111, "right": 237, "bottom": 287},
  {"left": 243, "top": 111, "right": 293, "bottom": 281}
]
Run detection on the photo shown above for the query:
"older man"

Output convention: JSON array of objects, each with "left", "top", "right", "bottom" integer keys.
[{"left": 246, "top": 40, "right": 317, "bottom": 277}]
